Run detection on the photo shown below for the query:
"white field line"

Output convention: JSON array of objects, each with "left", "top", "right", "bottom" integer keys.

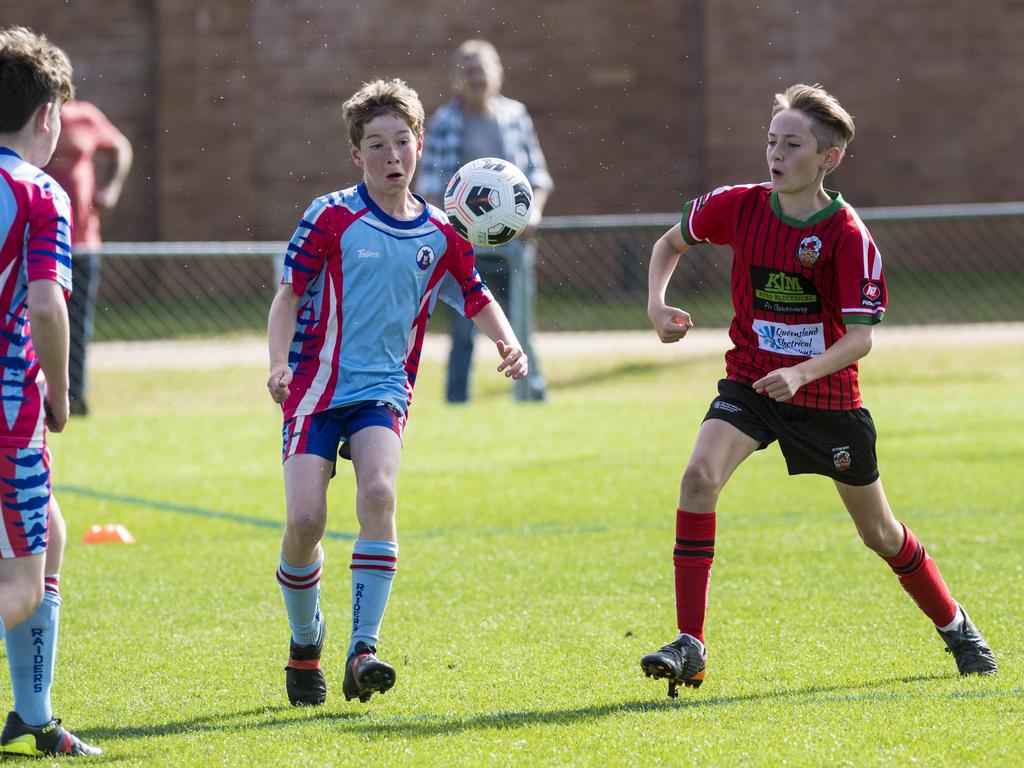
[{"left": 88, "top": 324, "right": 1024, "bottom": 372}]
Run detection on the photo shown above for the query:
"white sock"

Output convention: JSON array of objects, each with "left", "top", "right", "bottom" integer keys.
[{"left": 937, "top": 605, "right": 964, "bottom": 633}]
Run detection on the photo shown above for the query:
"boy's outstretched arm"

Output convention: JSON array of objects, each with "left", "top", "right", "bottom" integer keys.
[
  {"left": 27, "top": 280, "right": 70, "bottom": 432},
  {"left": 267, "top": 284, "right": 300, "bottom": 403},
  {"left": 470, "top": 301, "right": 528, "bottom": 380},
  {"left": 647, "top": 224, "right": 694, "bottom": 343}
]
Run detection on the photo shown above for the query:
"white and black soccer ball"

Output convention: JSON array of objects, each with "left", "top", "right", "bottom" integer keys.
[{"left": 443, "top": 158, "right": 533, "bottom": 247}]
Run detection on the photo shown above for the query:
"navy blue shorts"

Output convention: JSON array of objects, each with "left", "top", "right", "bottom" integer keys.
[
  {"left": 282, "top": 401, "right": 406, "bottom": 467},
  {"left": 703, "top": 379, "right": 880, "bottom": 486}
]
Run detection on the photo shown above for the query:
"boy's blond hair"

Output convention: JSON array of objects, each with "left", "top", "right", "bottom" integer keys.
[
  {"left": 342, "top": 78, "right": 425, "bottom": 147},
  {"left": 0, "top": 26, "right": 74, "bottom": 133},
  {"left": 773, "top": 83, "right": 854, "bottom": 170}
]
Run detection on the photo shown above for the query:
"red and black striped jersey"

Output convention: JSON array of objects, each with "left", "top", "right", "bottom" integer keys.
[{"left": 681, "top": 183, "right": 886, "bottom": 410}]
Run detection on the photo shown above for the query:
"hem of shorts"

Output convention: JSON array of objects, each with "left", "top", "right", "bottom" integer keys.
[
  {"left": 0, "top": 544, "right": 48, "bottom": 558},
  {"left": 701, "top": 410, "right": 771, "bottom": 450},
  {"left": 790, "top": 467, "right": 880, "bottom": 486},
  {"left": 723, "top": 375, "right": 862, "bottom": 411},
  {"left": 0, "top": 438, "right": 45, "bottom": 450}
]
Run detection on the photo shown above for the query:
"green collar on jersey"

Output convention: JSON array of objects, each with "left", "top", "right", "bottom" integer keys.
[{"left": 770, "top": 189, "right": 846, "bottom": 227}]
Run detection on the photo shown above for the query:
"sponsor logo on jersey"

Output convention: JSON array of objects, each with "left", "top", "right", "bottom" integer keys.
[
  {"left": 752, "top": 267, "right": 821, "bottom": 315},
  {"left": 797, "top": 236, "right": 822, "bottom": 267},
  {"left": 357, "top": 248, "right": 380, "bottom": 259},
  {"left": 861, "top": 280, "right": 883, "bottom": 307},
  {"left": 832, "top": 446, "right": 852, "bottom": 471},
  {"left": 415, "top": 245, "right": 435, "bottom": 270},
  {"left": 752, "top": 319, "right": 826, "bottom": 357}
]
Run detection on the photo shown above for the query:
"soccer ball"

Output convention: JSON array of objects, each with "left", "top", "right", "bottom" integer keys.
[{"left": 443, "top": 157, "right": 533, "bottom": 247}]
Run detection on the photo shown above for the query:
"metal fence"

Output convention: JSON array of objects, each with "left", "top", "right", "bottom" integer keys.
[{"left": 87, "top": 202, "right": 1024, "bottom": 345}]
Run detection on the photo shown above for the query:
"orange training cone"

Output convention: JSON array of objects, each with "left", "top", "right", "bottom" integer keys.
[{"left": 82, "top": 524, "right": 136, "bottom": 544}]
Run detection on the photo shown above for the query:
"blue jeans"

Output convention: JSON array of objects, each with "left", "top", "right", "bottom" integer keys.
[
  {"left": 446, "top": 243, "right": 546, "bottom": 403},
  {"left": 68, "top": 251, "right": 101, "bottom": 403}
]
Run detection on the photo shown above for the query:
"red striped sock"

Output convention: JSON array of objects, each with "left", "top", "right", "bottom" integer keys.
[
  {"left": 882, "top": 522, "right": 958, "bottom": 627},
  {"left": 43, "top": 574, "right": 60, "bottom": 598},
  {"left": 673, "top": 509, "right": 716, "bottom": 644}
]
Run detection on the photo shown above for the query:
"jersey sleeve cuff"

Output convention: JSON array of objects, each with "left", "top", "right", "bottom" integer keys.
[
  {"left": 463, "top": 291, "right": 493, "bottom": 319},
  {"left": 842, "top": 313, "right": 884, "bottom": 325},
  {"left": 679, "top": 200, "right": 702, "bottom": 246}
]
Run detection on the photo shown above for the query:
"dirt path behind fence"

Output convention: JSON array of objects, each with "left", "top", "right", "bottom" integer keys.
[{"left": 88, "top": 324, "right": 1024, "bottom": 371}]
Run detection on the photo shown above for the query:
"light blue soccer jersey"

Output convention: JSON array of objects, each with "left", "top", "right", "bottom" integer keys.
[{"left": 280, "top": 183, "right": 492, "bottom": 419}]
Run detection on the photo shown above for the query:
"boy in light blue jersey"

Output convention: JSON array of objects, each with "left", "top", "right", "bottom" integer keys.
[{"left": 267, "top": 78, "right": 527, "bottom": 706}]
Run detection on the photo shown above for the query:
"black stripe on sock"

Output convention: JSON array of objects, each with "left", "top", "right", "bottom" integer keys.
[
  {"left": 676, "top": 538, "right": 715, "bottom": 547},
  {"left": 892, "top": 542, "right": 925, "bottom": 575},
  {"left": 674, "top": 548, "right": 715, "bottom": 558}
]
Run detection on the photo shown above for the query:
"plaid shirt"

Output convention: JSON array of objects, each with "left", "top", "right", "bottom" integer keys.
[{"left": 415, "top": 95, "right": 554, "bottom": 201}]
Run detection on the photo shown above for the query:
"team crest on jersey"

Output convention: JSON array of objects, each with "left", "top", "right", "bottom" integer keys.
[
  {"left": 797, "top": 236, "right": 822, "bottom": 268},
  {"left": 415, "top": 245, "right": 435, "bottom": 270},
  {"left": 832, "top": 446, "right": 852, "bottom": 472}
]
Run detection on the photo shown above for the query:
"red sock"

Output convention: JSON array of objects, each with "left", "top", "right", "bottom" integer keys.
[
  {"left": 673, "top": 509, "right": 716, "bottom": 644},
  {"left": 882, "top": 522, "right": 958, "bottom": 627}
]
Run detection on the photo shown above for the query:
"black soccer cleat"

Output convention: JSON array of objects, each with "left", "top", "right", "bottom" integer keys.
[
  {"left": 937, "top": 607, "right": 997, "bottom": 676},
  {"left": 0, "top": 711, "right": 101, "bottom": 757},
  {"left": 285, "top": 619, "right": 327, "bottom": 706},
  {"left": 640, "top": 633, "right": 707, "bottom": 698},
  {"left": 343, "top": 641, "right": 396, "bottom": 703}
]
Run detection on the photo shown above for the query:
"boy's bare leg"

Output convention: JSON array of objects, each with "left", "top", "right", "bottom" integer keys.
[
  {"left": 0, "top": 555, "right": 45, "bottom": 633},
  {"left": 279, "top": 454, "right": 332, "bottom": 706},
  {"left": 1, "top": 502, "right": 101, "bottom": 756},
  {"left": 350, "top": 426, "right": 401, "bottom": 543},
  {"left": 343, "top": 426, "right": 402, "bottom": 702},
  {"left": 643, "top": 419, "right": 759, "bottom": 696},
  {"left": 282, "top": 454, "right": 332, "bottom": 568},
  {"left": 836, "top": 479, "right": 996, "bottom": 675}
]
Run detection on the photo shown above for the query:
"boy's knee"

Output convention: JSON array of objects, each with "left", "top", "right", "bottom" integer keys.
[
  {"left": 286, "top": 508, "right": 327, "bottom": 544},
  {"left": 24, "top": 584, "right": 44, "bottom": 618},
  {"left": 357, "top": 477, "right": 397, "bottom": 514},
  {"left": 857, "top": 522, "right": 902, "bottom": 556},
  {"left": 681, "top": 458, "right": 724, "bottom": 500},
  {"left": 2, "top": 583, "right": 44, "bottom": 628}
]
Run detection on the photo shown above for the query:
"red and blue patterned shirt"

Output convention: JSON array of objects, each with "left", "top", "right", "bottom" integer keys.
[{"left": 0, "top": 147, "right": 73, "bottom": 448}]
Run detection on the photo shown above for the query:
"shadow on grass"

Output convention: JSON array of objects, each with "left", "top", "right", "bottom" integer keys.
[
  {"left": 79, "top": 673, "right": 1016, "bottom": 745},
  {"left": 477, "top": 359, "right": 680, "bottom": 401},
  {"left": 547, "top": 360, "right": 679, "bottom": 391}
]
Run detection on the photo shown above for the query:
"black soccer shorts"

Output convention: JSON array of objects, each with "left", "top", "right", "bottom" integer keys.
[{"left": 703, "top": 378, "right": 880, "bottom": 486}]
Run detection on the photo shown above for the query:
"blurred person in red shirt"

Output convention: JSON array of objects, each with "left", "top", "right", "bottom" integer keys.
[{"left": 45, "top": 99, "right": 132, "bottom": 416}]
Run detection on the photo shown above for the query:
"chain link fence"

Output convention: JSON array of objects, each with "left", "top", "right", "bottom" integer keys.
[{"left": 86, "top": 203, "right": 1024, "bottom": 349}]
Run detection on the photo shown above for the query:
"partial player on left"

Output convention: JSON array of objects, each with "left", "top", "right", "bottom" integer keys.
[{"left": 0, "top": 26, "right": 100, "bottom": 758}]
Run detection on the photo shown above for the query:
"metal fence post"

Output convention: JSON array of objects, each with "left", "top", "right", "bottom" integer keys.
[{"left": 508, "top": 239, "right": 540, "bottom": 401}]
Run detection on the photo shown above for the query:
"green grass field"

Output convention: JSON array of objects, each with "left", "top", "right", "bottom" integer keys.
[{"left": 12, "top": 337, "right": 1023, "bottom": 766}]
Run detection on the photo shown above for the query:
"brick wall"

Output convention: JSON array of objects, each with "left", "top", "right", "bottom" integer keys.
[
  {"left": 3, "top": 1, "right": 1022, "bottom": 240},
  {"left": 0, "top": 0, "right": 157, "bottom": 240},
  {"left": 703, "top": 0, "right": 1024, "bottom": 207}
]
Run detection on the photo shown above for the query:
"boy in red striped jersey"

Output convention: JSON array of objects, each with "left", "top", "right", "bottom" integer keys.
[{"left": 640, "top": 83, "right": 995, "bottom": 697}]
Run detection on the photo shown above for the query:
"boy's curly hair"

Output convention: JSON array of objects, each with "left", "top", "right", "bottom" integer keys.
[
  {"left": 343, "top": 78, "right": 424, "bottom": 147},
  {"left": 0, "top": 26, "right": 74, "bottom": 133}
]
